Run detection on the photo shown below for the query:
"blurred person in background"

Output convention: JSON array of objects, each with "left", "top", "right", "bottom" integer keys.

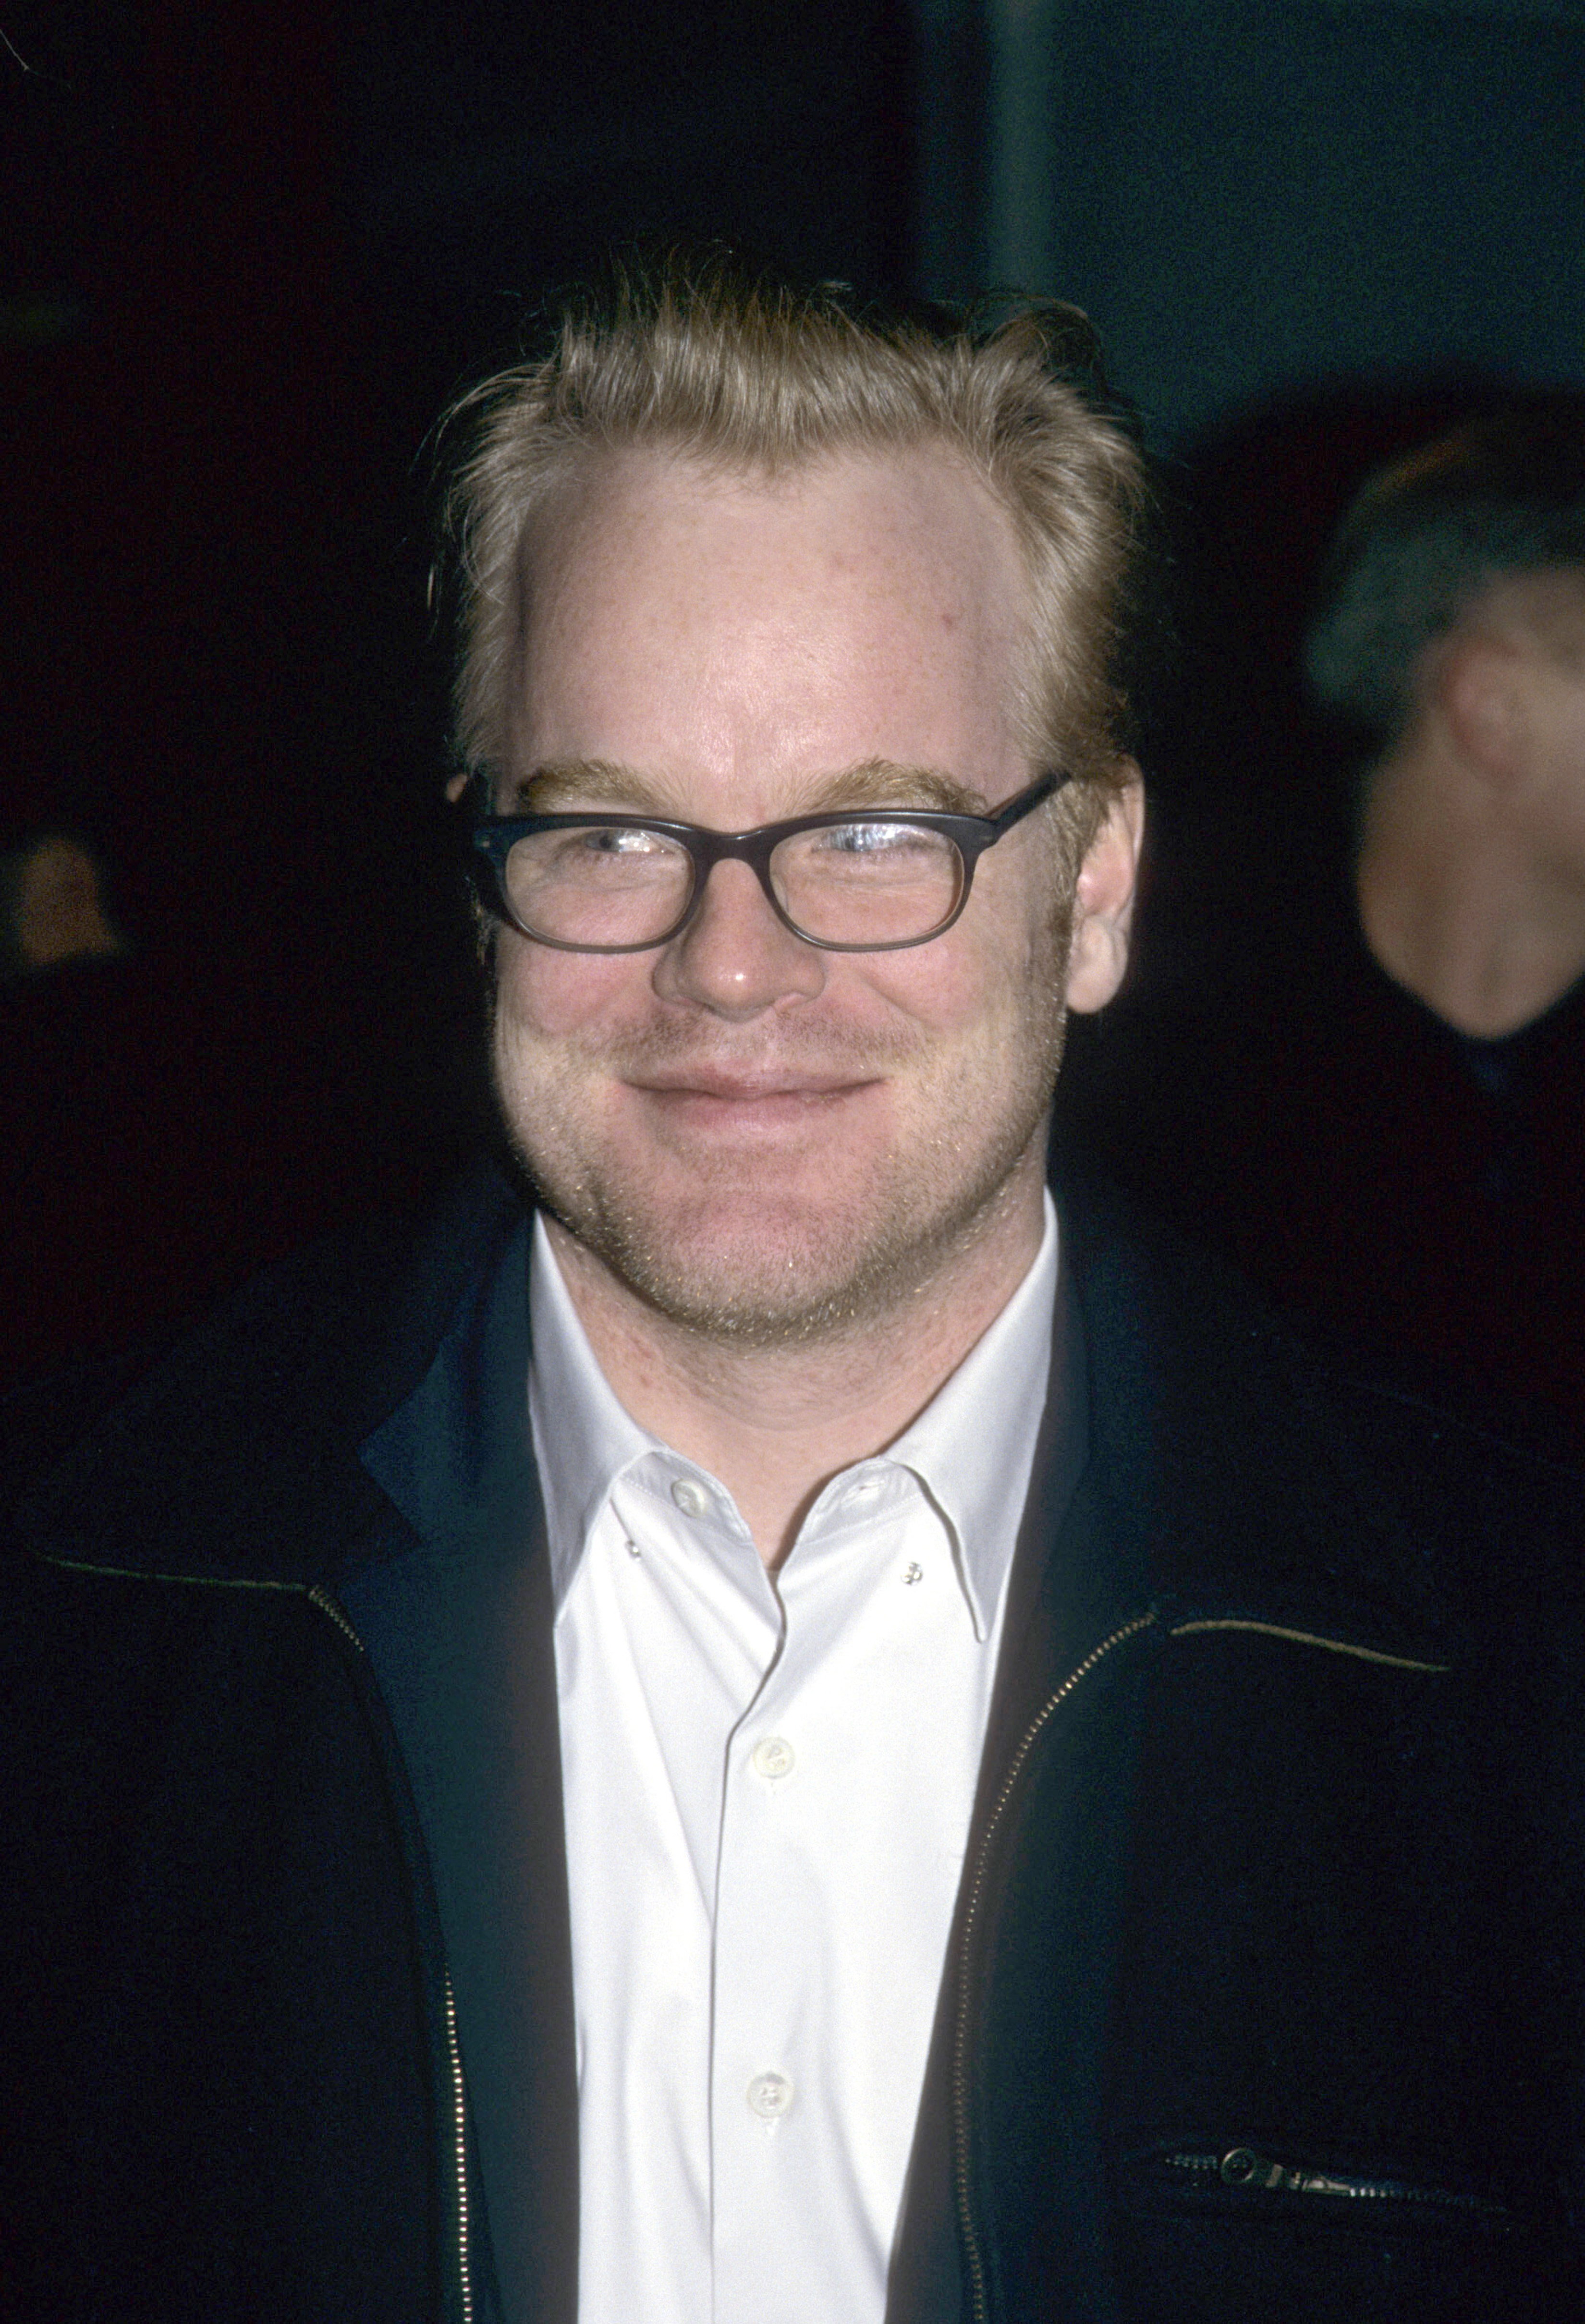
[
  {"left": 0, "top": 829, "right": 125, "bottom": 977},
  {"left": 1070, "top": 407, "right": 1585, "bottom": 1444}
]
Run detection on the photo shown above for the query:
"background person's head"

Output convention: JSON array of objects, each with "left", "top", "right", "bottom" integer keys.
[
  {"left": 0, "top": 831, "right": 123, "bottom": 979},
  {"left": 1305, "top": 406, "right": 1585, "bottom": 778},
  {"left": 1305, "top": 404, "right": 1585, "bottom": 1033}
]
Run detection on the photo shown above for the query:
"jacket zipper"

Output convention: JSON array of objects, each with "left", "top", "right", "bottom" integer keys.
[
  {"left": 444, "top": 1975, "right": 476, "bottom": 2324},
  {"left": 951, "top": 1609, "right": 1158, "bottom": 2324},
  {"left": 1155, "top": 2146, "right": 1511, "bottom": 2221},
  {"left": 307, "top": 1584, "right": 475, "bottom": 2323}
]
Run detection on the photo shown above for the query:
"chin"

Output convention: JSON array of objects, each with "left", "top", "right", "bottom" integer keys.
[
  {"left": 494, "top": 1012, "right": 1062, "bottom": 1348},
  {"left": 524, "top": 1150, "right": 1033, "bottom": 1350},
  {"left": 615, "top": 1218, "right": 903, "bottom": 1345}
]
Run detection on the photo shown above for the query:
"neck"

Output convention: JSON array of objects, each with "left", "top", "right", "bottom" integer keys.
[
  {"left": 1356, "top": 745, "right": 1585, "bottom": 1037},
  {"left": 543, "top": 1155, "right": 1049, "bottom": 1571}
]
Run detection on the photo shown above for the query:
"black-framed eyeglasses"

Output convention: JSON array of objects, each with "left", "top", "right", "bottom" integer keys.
[{"left": 467, "top": 769, "right": 1065, "bottom": 954}]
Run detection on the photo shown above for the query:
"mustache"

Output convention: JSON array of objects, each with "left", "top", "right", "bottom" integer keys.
[{"left": 555, "top": 1014, "right": 931, "bottom": 1077}]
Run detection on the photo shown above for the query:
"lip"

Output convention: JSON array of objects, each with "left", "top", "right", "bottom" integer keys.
[
  {"left": 628, "top": 1070, "right": 878, "bottom": 1102},
  {"left": 623, "top": 1071, "right": 884, "bottom": 1131}
]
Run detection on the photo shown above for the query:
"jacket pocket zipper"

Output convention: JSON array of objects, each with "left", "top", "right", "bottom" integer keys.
[{"left": 1151, "top": 2146, "right": 1513, "bottom": 2223}]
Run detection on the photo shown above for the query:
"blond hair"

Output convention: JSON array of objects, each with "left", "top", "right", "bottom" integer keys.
[{"left": 439, "top": 252, "right": 1154, "bottom": 844}]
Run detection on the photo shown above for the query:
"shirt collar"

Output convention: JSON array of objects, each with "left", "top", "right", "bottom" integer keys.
[
  {"left": 528, "top": 1195, "right": 1059, "bottom": 1635},
  {"left": 881, "top": 1192, "right": 1057, "bottom": 1637},
  {"left": 528, "top": 1211, "right": 660, "bottom": 1610}
]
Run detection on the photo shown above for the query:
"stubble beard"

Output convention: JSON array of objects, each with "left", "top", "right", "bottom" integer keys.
[{"left": 492, "top": 998, "right": 1069, "bottom": 1352}]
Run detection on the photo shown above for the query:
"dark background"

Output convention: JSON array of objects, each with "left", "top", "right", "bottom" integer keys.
[{"left": 4, "top": 0, "right": 1584, "bottom": 1383}]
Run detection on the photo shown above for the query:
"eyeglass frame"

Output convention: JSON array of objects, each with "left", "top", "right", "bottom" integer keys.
[{"left": 465, "top": 767, "right": 1067, "bottom": 955}]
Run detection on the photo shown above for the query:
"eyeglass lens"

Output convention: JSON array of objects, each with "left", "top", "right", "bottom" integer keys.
[{"left": 501, "top": 820, "right": 967, "bottom": 949}]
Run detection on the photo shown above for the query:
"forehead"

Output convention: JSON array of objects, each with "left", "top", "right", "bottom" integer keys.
[{"left": 506, "top": 444, "right": 1031, "bottom": 811}]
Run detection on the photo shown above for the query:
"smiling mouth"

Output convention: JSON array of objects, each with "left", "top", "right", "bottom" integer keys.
[
  {"left": 625, "top": 1072, "right": 883, "bottom": 1125},
  {"left": 632, "top": 1071, "right": 876, "bottom": 1101}
]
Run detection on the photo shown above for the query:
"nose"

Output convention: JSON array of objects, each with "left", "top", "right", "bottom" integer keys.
[{"left": 650, "top": 858, "right": 827, "bottom": 1020}]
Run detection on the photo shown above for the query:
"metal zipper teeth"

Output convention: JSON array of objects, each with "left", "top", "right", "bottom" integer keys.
[
  {"left": 1158, "top": 2149, "right": 1510, "bottom": 2218},
  {"left": 444, "top": 1975, "right": 475, "bottom": 2324},
  {"left": 305, "top": 1580, "right": 365, "bottom": 1650},
  {"left": 951, "top": 1609, "right": 1159, "bottom": 2324},
  {"left": 306, "top": 1583, "right": 475, "bottom": 2324},
  {"left": 43, "top": 1562, "right": 477, "bottom": 2316}
]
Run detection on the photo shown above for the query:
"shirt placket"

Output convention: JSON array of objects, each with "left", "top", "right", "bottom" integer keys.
[{"left": 707, "top": 1492, "right": 917, "bottom": 2324}]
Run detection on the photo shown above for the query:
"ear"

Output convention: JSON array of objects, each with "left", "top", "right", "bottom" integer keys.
[
  {"left": 1065, "top": 771, "right": 1145, "bottom": 1013},
  {"left": 1437, "top": 630, "right": 1531, "bottom": 786}
]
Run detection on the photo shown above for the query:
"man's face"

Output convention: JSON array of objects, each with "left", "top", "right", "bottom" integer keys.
[{"left": 491, "top": 444, "right": 1132, "bottom": 1345}]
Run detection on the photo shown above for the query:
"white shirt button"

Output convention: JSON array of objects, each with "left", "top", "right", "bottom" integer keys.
[
  {"left": 669, "top": 1476, "right": 710, "bottom": 1517},
  {"left": 847, "top": 1476, "right": 883, "bottom": 1502},
  {"left": 750, "top": 1736, "right": 795, "bottom": 1780},
  {"left": 747, "top": 2071, "right": 793, "bottom": 2120}
]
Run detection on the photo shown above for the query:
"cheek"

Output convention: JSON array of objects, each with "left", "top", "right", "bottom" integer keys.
[
  {"left": 862, "top": 950, "right": 983, "bottom": 1039},
  {"left": 493, "top": 933, "right": 652, "bottom": 1040},
  {"left": 862, "top": 933, "right": 1039, "bottom": 1057},
  {"left": 870, "top": 873, "right": 1061, "bottom": 1044}
]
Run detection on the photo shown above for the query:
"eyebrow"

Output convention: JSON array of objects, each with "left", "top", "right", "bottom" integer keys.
[{"left": 506, "top": 756, "right": 992, "bottom": 821}]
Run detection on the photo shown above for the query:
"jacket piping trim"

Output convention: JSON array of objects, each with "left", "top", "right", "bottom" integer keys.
[
  {"left": 37, "top": 1548, "right": 475, "bottom": 2315},
  {"left": 38, "top": 1553, "right": 317, "bottom": 1593},
  {"left": 1169, "top": 1617, "right": 1449, "bottom": 1673},
  {"left": 40, "top": 1559, "right": 1451, "bottom": 1677}
]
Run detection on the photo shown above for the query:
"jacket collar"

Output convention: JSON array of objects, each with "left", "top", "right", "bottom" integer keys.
[
  {"left": 1058, "top": 1168, "right": 1452, "bottom": 1666},
  {"left": 16, "top": 1150, "right": 528, "bottom": 1586}
]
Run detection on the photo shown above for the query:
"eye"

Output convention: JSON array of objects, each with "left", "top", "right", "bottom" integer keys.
[
  {"left": 570, "top": 825, "right": 671, "bottom": 859},
  {"left": 814, "top": 820, "right": 943, "bottom": 859},
  {"left": 508, "top": 824, "right": 686, "bottom": 892}
]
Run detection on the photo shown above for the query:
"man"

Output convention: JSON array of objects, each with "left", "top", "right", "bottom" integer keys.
[
  {"left": 7, "top": 262, "right": 1583, "bottom": 2323},
  {"left": 1318, "top": 417, "right": 1585, "bottom": 1046},
  {"left": 1071, "top": 411, "right": 1585, "bottom": 1440}
]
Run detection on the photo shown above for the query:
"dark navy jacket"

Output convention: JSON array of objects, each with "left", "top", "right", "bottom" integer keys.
[{"left": 6, "top": 1154, "right": 1584, "bottom": 2321}]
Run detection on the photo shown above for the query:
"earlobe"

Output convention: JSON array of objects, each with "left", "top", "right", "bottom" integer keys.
[{"left": 1065, "top": 773, "right": 1145, "bottom": 1014}]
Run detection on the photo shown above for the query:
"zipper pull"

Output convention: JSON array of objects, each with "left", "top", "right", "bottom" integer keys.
[
  {"left": 1219, "top": 2148, "right": 1354, "bottom": 2196},
  {"left": 1220, "top": 2147, "right": 1284, "bottom": 2189}
]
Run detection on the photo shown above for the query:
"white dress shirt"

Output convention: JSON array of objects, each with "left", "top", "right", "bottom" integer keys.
[{"left": 528, "top": 1198, "right": 1058, "bottom": 2324}]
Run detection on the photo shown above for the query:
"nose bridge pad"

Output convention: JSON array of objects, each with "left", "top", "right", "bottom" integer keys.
[
  {"left": 684, "top": 842, "right": 794, "bottom": 943},
  {"left": 657, "top": 844, "right": 823, "bottom": 1004}
]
